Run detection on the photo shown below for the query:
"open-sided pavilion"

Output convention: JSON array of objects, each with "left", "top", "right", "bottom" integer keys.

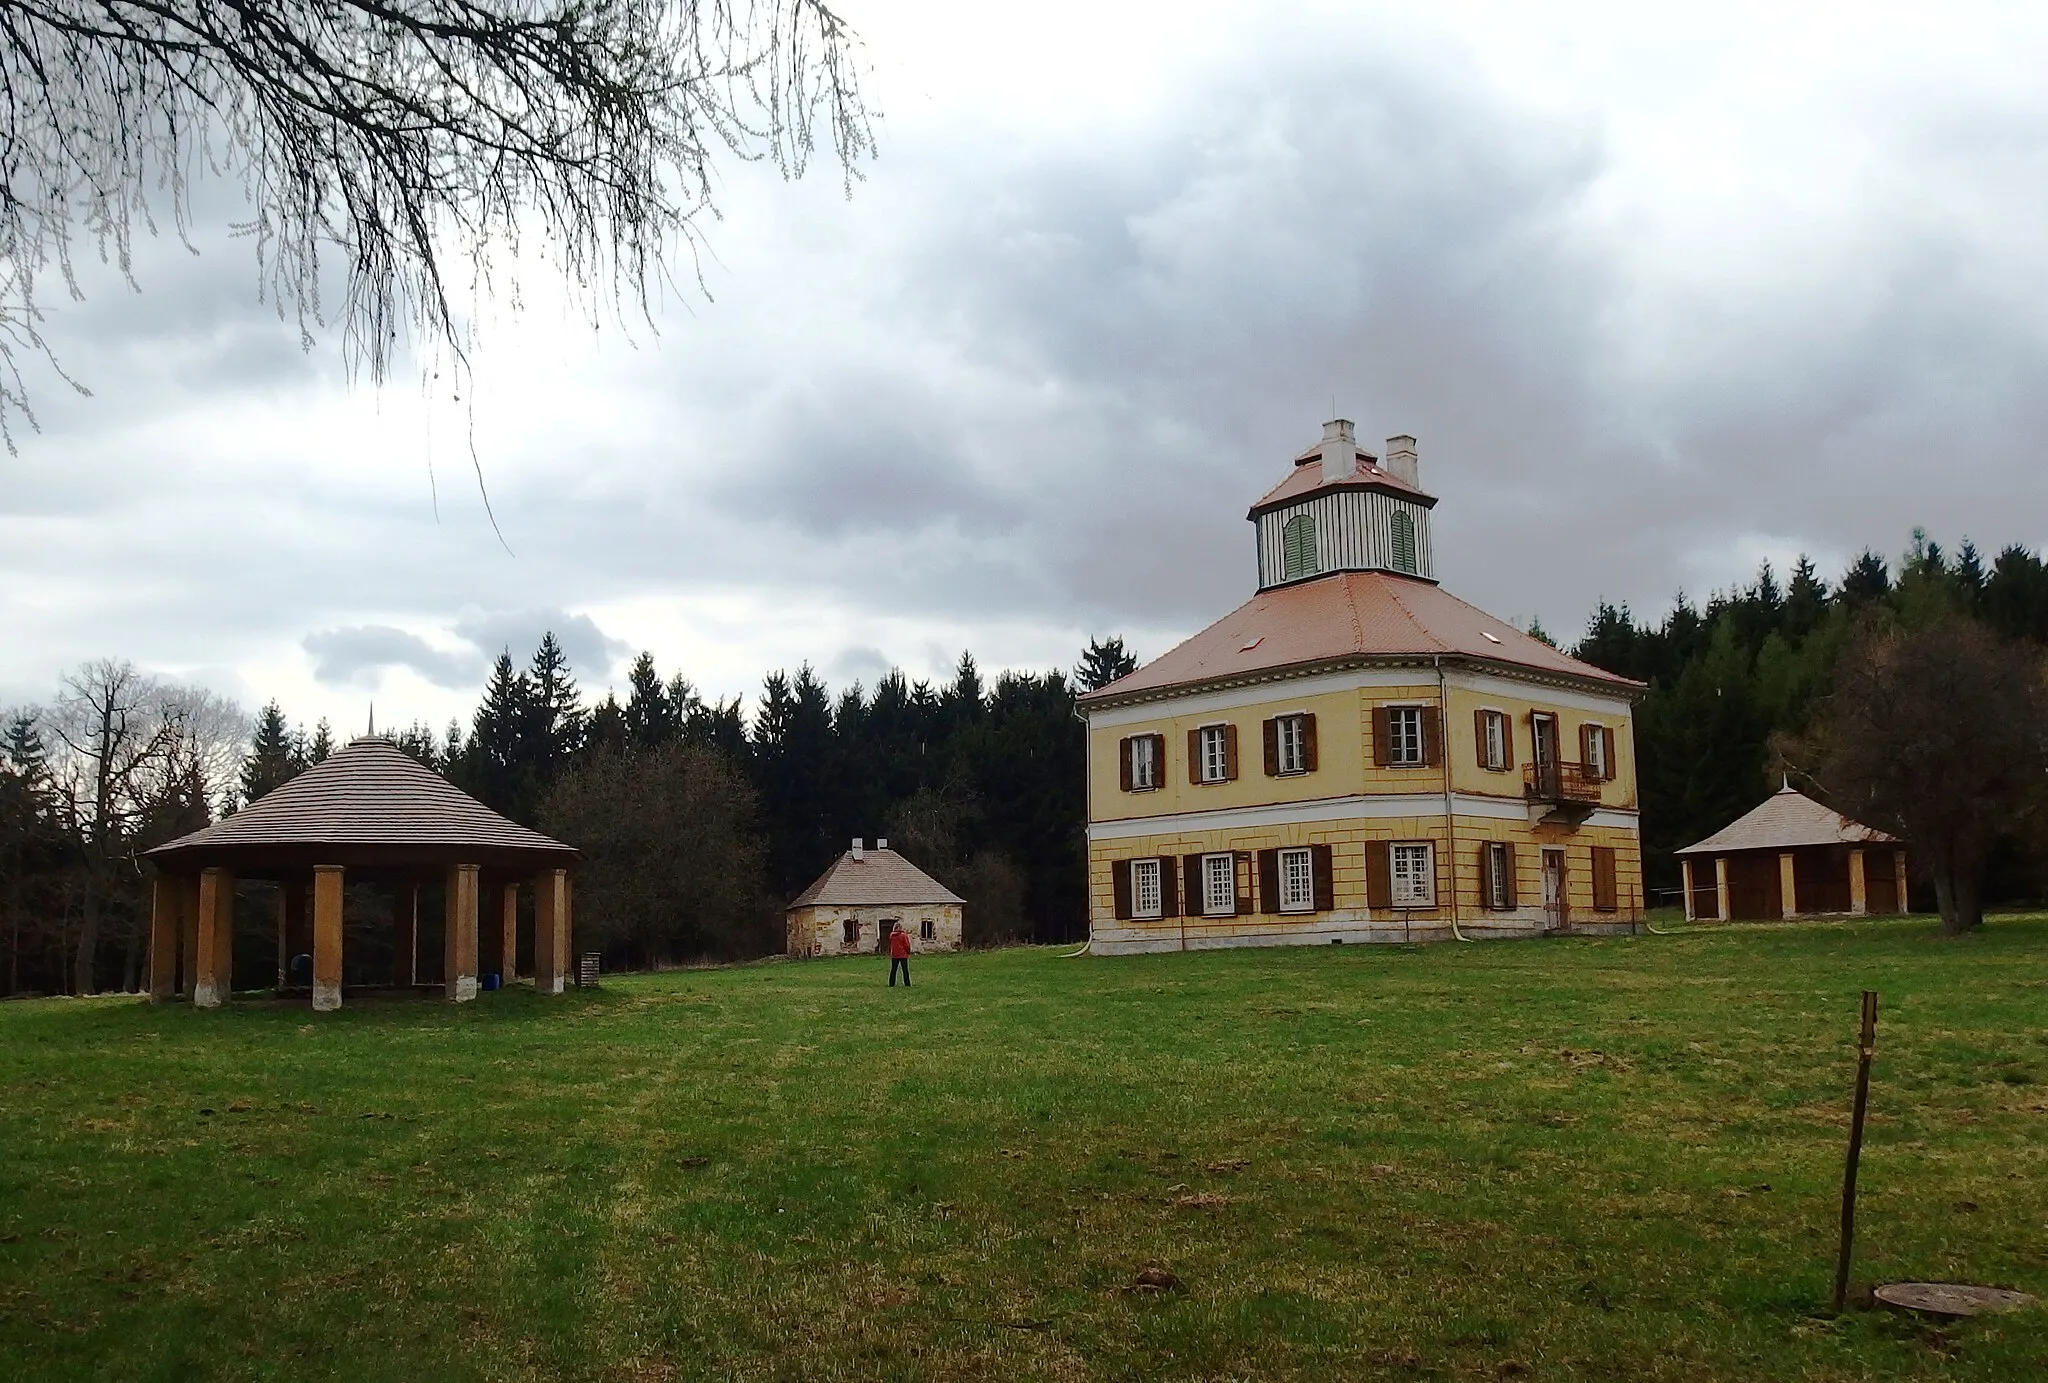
[
  {"left": 143, "top": 735, "right": 580, "bottom": 1011},
  {"left": 1675, "top": 785, "right": 1904, "bottom": 922}
]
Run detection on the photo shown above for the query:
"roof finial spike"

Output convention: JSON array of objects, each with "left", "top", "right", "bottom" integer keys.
[
  {"left": 1782, "top": 773, "right": 1792, "bottom": 792},
  {"left": 369, "top": 702, "right": 376, "bottom": 737}
]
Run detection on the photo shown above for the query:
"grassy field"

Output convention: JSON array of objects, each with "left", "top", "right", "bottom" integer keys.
[{"left": 2, "top": 918, "right": 2045, "bottom": 1381}]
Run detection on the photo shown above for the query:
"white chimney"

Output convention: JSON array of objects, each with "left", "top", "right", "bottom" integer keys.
[
  {"left": 876, "top": 837, "right": 888, "bottom": 850},
  {"left": 1383, "top": 435, "right": 1419, "bottom": 488},
  {"left": 1319, "top": 418, "right": 1356, "bottom": 481},
  {"left": 851, "top": 838, "right": 865, "bottom": 861}
]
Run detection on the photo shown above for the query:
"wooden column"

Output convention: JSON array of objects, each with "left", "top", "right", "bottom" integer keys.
[
  {"left": 392, "top": 882, "right": 419, "bottom": 988},
  {"left": 179, "top": 875, "right": 200, "bottom": 1000},
  {"left": 275, "top": 885, "right": 291, "bottom": 991},
  {"left": 1713, "top": 856, "right": 1730, "bottom": 922},
  {"left": 1848, "top": 850, "right": 1868, "bottom": 916},
  {"left": 1779, "top": 852, "right": 1799, "bottom": 919},
  {"left": 193, "top": 867, "right": 235, "bottom": 1009},
  {"left": 534, "top": 868, "right": 569, "bottom": 996},
  {"left": 1680, "top": 858, "right": 1696, "bottom": 922},
  {"left": 312, "top": 865, "right": 345, "bottom": 1012},
  {"left": 499, "top": 883, "right": 519, "bottom": 983},
  {"left": 445, "top": 863, "right": 479, "bottom": 1002},
  {"left": 1895, "top": 850, "right": 1910, "bottom": 913},
  {"left": 148, "top": 872, "right": 181, "bottom": 1002}
]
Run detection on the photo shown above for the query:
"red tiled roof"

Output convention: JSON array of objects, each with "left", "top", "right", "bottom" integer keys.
[
  {"left": 1675, "top": 787, "right": 1900, "bottom": 856},
  {"left": 1079, "top": 570, "right": 1641, "bottom": 704},
  {"left": 1248, "top": 449, "right": 1435, "bottom": 517},
  {"left": 787, "top": 849, "right": 965, "bottom": 910},
  {"left": 146, "top": 736, "right": 577, "bottom": 861}
]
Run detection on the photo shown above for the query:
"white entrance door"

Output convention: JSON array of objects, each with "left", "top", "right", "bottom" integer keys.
[{"left": 1542, "top": 849, "right": 1566, "bottom": 931}]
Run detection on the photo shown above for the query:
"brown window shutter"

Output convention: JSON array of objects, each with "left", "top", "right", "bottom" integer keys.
[
  {"left": 1263, "top": 718, "right": 1279, "bottom": 776},
  {"left": 1257, "top": 850, "right": 1281, "bottom": 915},
  {"left": 1473, "top": 708, "right": 1489, "bottom": 769},
  {"left": 1183, "top": 853, "right": 1206, "bottom": 915},
  {"left": 1301, "top": 713, "right": 1318, "bottom": 771},
  {"left": 1372, "top": 706, "right": 1392, "bottom": 767},
  {"left": 1234, "top": 852, "right": 1251, "bottom": 915},
  {"left": 1421, "top": 707, "right": 1443, "bottom": 767},
  {"left": 1502, "top": 842, "right": 1518, "bottom": 908},
  {"left": 1592, "top": 846, "right": 1617, "bottom": 911},
  {"left": 1148, "top": 734, "right": 1166, "bottom": 783},
  {"left": 1223, "top": 723, "right": 1239, "bottom": 780},
  {"left": 1502, "top": 713, "right": 1515, "bottom": 769},
  {"left": 1118, "top": 737, "right": 1133, "bottom": 792},
  {"left": 1187, "top": 728, "right": 1202, "bottom": 784},
  {"left": 1310, "top": 843, "right": 1334, "bottom": 912},
  {"left": 1601, "top": 727, "right": 1616, "bottom": 781},
  {"left": 1159, "top": 856, "right": 1180, "bottom": 918},
  {"left": 1365, "top": 841, "right": 1392, "bottom": 909},
  {"left": 1112, "top": 860, "right": 1132, "bottom": 920},
  {"left": 1478, "top": 842, "right": 1496, "bottom": 909}
]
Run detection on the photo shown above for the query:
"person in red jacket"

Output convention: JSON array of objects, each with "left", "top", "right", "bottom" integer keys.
[{"left": 887, "top": 921, "right": 913, "bottom": 987}]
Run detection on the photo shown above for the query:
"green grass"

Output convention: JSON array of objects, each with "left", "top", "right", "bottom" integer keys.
[{"left": 3, "top": 918, "right": 2046, "bottom": 1381}]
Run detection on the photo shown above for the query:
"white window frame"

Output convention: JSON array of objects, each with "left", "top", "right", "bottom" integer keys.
[
  {"left": 1585, "top": 724, "right": 1609, "bottom": 780},
  {"left": 1276, "top": 714, "right": 1308, "bottom": 775},
  {"left": 1132, "top": 858, "right": 1163, "bottom": 919},
  {"left": 1391, "top": 842, "right": 1434, "bottom": 908},
  {"left": 1481, "top": 709, "right": 1508, "bottom": 772},
  {"left": 1386, "top": 706, "right": 1425, "bottom": 767},
  {"left": 1485, "top": 841, "right": 1511, "bottom": 910},
  {"left": 1201, "top": 853, "right": 1236, "bottom": 916},
  {"left": 1198, "top": 725, "right": 1230, "bottom": 783},
  {"left": 919, "top": 917, "right": 935, "bottom": 941},
  {"left": 1279, "top": 846, "right": 1315, "bottom": 914},
  {"left": 1129, "top": 734, "right": 1159, "bottom": 791}
]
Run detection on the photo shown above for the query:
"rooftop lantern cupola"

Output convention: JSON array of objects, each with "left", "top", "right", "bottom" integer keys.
[{"left": 1247, "top": 419, "right": 1437, "bottom": 590}]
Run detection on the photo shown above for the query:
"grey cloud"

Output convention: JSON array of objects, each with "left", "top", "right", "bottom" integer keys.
[
  {"left": 450, "top": 609, "right": 630, "bottom": 684},
  {"left": 827, "top": 645, "right": 893, "bottom": 688},
  {"left": 304, "top": 626, "right": 483, "bottom": 690}
]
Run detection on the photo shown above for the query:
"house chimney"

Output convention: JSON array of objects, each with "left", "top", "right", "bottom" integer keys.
[
  {"left": 1319, "top": 418, "right": 1356, "bottom": 481},
  {"left": 876, "top": 837, "right": 888, "bottom": 850},
  {"left": 851, "top": 838, "right": 865, "bottom": 861},
  {"left": 1383, "top": 434, "right": 1419, "bottom": 488}
]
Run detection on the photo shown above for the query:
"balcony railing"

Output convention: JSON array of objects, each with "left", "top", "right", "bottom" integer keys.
[{"left": 1524, "top": 760, "right": 1602, "bottom": 805}]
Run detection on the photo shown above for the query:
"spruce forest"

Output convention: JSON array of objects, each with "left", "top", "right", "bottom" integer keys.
[{"left": 5, "top": 532, "right": 2047, "bottom": 994}]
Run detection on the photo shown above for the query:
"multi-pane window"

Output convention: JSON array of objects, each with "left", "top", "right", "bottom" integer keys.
[
  {"left": 1386, "top": 707, "right": 1424, "bottom": 766},
  {"left": 1485, "top": 841, "right": 1512, "bottom": 909},
  {"left": 1584, "top": 725, "right": 1609, "bottom": 780},
  {"left": 1279, "top": 847, "right": 1315, "bottom": 913},
  {"left": 1481, "top": 710, "right": 1508, "bottom": 771},
  {"left": 1391, "top": 843, "right": 1434, "bottom": 907},
  {"left": 1276, "top": 715, "right": 1308, "bottom": 774},
  {"left": 1282, "top": 513, "right": 1319, "bottom": 581},
  {"left": 1132, "top": 858, "right": 1163, "bottom": 919},
  {"left": 1199, "top": 726, "right": 1230, "bottom": 782},
  {"left": 1130, "top": 734, "right": 1159, "bottom": 790},
  {"left": 920, "top": 918, "right": 936, "bottom": 941},
  {"left": 1202, "top": 853, "right": 1236, "bottom": 916},
  {"left": 842, "top": 918, "right": 860, "bottom": 946},
  {"left": 1390, "top": 510, "right": 1418, "bottom": 574}
]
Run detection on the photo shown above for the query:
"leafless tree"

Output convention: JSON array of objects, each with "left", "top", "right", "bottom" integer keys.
[
  {"left": 1805, "top": 617, "right": 2048, "bottom": 935},
  {"left": 541, "top": 740, "right": 770, "bottom": 963},
  {"left": 0, "top": 1, "right": 872, "bottom": 447}
]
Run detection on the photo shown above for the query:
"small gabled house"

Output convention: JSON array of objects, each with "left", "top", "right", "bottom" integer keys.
[
  {"left": 1078, "top": 420, "right": 1648, "bottom": 953},
  {"left": 785, "top": 840, "right": 965, "bottom": 958},
  {"left": 1675, "top": 785, "right": 1906, "bottom": 921}
]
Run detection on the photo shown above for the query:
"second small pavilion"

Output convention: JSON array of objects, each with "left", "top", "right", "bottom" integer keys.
[
  {"left": 143, "top": 735, "right": 581, "bottom": 1011},
  {"left": 1674, "top": 784, "right": 1905, "bottom": 922}
]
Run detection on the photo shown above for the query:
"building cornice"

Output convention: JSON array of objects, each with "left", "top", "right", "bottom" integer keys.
[
  {"left": 1246, "top": 477, "right": 1439, "bottom": 521},
  {"left": 1080, "top": 652, "right": 1644, "bottom": 715}
]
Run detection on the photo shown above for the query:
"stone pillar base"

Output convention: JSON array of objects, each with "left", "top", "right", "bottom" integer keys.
[
  {"left": 313, "top": 982, "right": 341, "bottom": 1013},
  {"left": 535, "top": 975, "right": 564, "bottom": 997},
  {"left": 193, "top": 980, "right": 223, "bottom": 1010},
  {"left": 449, "top": 975, "right": 478, "bottom": 1003}
]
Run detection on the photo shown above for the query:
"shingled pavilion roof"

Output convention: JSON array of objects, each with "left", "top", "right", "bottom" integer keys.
[
  {"left": 146, "top": 735, "right": 579, "bottom": 875},
  {"left": 1675, "top": 786, "right": 1899, "bottom": 857},
  {"left": 787, "top": 848, "right": 964, "bottom": 911}
]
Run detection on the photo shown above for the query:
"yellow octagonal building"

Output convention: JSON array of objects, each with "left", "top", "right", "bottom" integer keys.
[{"left": 1078, "top": 421, "right": 1647, "bottom": 953}]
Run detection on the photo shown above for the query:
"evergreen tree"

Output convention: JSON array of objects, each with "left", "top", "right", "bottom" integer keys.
[
  {"left": 307, "top": 718, "right": 335, "bottom": 764},
  {"left": 1074, "top": 637, "right": 1138, "bottom": 692},
  {"left": 1840, "top": 550, "right": 1891, "bottom": 606},
  {"left": 240, "top": 700, "right": 302, "bottom": 804},
  {"left": 393, "top": 721, "right": 440, "bottom": 770},
  {"left": 463, "top": 652, "right": 533, "bottom": 817},
  {"left": 585, "top": 693, "right": 628, "bottom": 758},
  {"left": 623, "top": 652, "right": 679, "bottom": 750},
  {"left": 1783, "top": 556, "right": 1829, "bottom": 637},
  {"left": 525, "top": 632, "right": 586, "bottom": 777}
]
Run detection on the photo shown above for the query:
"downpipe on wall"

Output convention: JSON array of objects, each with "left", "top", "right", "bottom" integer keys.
[{"left": 1437, "top": 657, "right": 1473, "bottom": 943}]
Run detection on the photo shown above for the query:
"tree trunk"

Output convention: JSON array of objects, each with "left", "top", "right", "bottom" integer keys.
[
  {"left": 1931, "top": 866, "right": 1984, "bottom": 935},
  {"left": 74, "top": 871, "right": 100, "bottom": 995}
]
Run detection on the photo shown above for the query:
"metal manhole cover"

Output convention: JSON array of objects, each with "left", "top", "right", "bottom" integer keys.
[{"left": 1873, "top": 1283, "right": 2036, "bottom": 1317}]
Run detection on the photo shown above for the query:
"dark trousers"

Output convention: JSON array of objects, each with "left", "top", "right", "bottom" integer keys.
[{"left": 889, "top": 957, "right": 910, "bottom": 986}]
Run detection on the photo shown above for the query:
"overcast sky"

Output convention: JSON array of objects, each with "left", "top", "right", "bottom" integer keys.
[{"left": 6, "top": 0, "right": 2047, "bottom": 735}]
